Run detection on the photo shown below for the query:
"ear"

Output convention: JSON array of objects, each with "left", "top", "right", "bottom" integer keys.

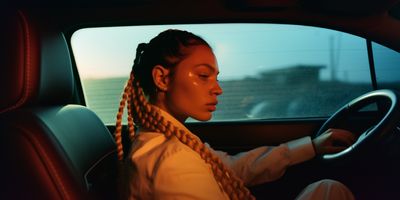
[{"left": 152, "top": 65, "right": 170, "bottom": 92}]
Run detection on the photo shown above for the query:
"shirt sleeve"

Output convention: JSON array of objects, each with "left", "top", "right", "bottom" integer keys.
[
  {"left": 153, "top": 148, "right": 229, "bottom": 200},
  {"left": 207, "top": 136, "right": 316, "bottom": 186}
]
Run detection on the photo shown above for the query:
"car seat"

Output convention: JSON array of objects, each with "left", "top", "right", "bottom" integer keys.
[{"left": 0, "top": 9, "right": 118, "bottom": 200}]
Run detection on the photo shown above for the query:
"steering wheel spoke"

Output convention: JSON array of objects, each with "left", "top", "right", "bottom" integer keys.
[{"left": 316, "top": 89, "right": 400, "bottom": 162}]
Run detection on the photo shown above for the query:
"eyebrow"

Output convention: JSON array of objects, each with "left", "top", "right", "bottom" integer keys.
[{"left": 195, "top": 64, "right": 220, "bottom": 75}]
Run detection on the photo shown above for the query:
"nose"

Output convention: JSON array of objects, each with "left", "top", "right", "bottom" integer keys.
[{"left": 212, "top": 81, "right": 223, "bottom": 96}]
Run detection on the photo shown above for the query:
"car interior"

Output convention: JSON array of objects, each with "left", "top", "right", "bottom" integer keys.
[{"left": 1, "top": 0, "right": 400, "bottom": 199}]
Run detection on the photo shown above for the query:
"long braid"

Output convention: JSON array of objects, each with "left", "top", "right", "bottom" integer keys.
[
  {"left": 115, "top": 30, "right": 256, "bottom": 200},
  {"left": 126, "top": 73, "right": 136, "bottom": 142},
  {"left": 115, "top": 42, "right": 146, "bottom": 161},
  {"left": 114, "top": 74, "right": 135, "bottom": 200},
  {"left": 115, "top": 78, "right": 130, "bottom": 161}
]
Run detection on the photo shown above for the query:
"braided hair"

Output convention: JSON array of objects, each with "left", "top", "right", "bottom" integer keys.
[{"left": 115, "top": 29, "right": 255, "bottom": 200}]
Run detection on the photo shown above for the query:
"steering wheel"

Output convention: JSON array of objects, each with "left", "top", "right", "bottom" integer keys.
[{"left": 315, "top": 89, "right": 400, "bottom": 161}]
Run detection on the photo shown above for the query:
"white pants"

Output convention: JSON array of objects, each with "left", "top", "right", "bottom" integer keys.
[{"left": 295, "top": 179, "right": 355, "bottom": 200}]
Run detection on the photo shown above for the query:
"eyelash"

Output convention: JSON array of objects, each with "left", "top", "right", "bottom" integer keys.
[
  {"left": 198, "top": 73, "right": 219, "bottom": 81},
  {"left": 199, "top": 74, "right": 210, "bottom": 78}
]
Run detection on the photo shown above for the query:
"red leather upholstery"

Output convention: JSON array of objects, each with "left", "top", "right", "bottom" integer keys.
[
  {"left": 0, "top": 10, "right": 40, "bottom": 114},
  {"left": 0, "top": 9, "right": 118, "bottom": 200}
]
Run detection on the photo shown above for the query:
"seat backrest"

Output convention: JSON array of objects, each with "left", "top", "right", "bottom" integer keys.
[{"left": 0, "top": 9, "right": 118, "bottom": 200}]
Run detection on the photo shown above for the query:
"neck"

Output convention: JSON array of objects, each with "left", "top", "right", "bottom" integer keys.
[{"left": 151, "top": 96, "right": 188, "bottom": 124}]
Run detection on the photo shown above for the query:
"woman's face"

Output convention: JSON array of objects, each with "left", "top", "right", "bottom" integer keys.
[{"left": 165, "top": 45, "right": 223, "bottom": 122}]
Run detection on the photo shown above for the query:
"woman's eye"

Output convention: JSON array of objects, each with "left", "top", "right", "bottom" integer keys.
[{"left": 199, "top": 74, "right": 210, "bottom": 79}]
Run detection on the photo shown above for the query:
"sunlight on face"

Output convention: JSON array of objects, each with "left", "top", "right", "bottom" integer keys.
[{"left": 165, "top": 45, "right": 223, "bottom": 122}]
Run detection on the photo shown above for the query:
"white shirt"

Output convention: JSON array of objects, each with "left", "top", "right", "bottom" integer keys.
[{"left": 126, "top": 109, "right": 316, "bottom": 199}]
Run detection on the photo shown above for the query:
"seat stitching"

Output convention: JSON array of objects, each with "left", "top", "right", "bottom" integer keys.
[
  {"left": 1, "top": 10, "right": 34, "bottom": 114},
  {"left": 18, "top": 125, "right": 72, "bottom": 200}
]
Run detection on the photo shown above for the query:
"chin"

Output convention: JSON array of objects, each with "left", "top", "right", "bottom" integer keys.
[{"left": 192, "top": 113, "right": 212, "bottom": 121}]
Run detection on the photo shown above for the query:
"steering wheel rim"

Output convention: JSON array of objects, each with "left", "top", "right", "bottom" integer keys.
[{"left": 315, "top": 89, "right": 400, "bottom": 161}]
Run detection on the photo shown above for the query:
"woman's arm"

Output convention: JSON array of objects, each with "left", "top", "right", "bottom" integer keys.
[{"left": 207, "top": 136, "right": 315, "bottom": 186}]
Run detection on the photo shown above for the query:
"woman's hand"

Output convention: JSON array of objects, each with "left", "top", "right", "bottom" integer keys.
[{"left": 312, "top": 128, "right": 356, "bottom": 155}]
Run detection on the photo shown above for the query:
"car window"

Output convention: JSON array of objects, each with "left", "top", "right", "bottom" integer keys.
[
  {"left": 373, "top": 42, "right": 400, "bottom": 91},
  {"left": 71, "top": 23, "right": 373, "bottom": 124}
]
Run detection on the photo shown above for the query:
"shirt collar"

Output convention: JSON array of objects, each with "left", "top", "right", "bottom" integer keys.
[{"left": 140, "top": 105, "right": 202, "bottom": 142}]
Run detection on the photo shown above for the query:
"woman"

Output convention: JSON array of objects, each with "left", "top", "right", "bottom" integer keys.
[{"left": 114, "top": 29, "right": 355, "bottom": 200}]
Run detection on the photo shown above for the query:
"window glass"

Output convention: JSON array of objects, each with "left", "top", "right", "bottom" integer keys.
[
  {"left": 373, "top": 42, "right": 400, "bottom": 91},
  {"left": 71, "top": 24, "right": 372, "bottom": 124}
]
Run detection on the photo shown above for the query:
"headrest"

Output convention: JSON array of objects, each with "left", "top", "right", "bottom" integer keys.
[{"left": 0, "top": 9, "right": 74, "bottom": 114}]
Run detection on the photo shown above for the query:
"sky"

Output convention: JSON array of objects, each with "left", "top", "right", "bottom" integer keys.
[{"left": 70, "top": 23, "right": 399, "bottom": 83}]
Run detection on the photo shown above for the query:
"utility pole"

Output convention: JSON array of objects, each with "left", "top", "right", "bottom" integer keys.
[{"left": 330, "top": 35, "right": 336, "bottom": 81}]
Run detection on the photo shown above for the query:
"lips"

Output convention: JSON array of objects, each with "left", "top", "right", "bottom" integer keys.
[{"left": 206, "top": 101, "right": 218, "bottom": 111}]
